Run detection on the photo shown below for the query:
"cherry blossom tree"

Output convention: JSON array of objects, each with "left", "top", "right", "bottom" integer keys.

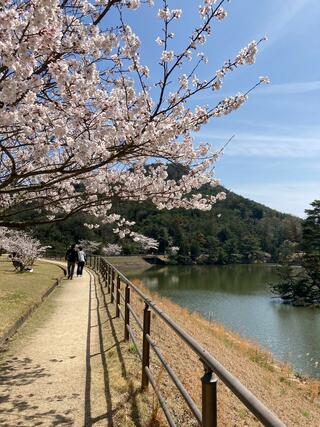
[
  {"left": 0, "top": 227, "right": 49, "bottom": 266},
  {"left": 0, "top": 0, "right": 269, "bottom": 230},
  {"left": 131, "top": 232, "right": 159, "bottom": 251},
  {"left": 103, "top": 243, "right": 122, "bottom": 256},
  {"left": 168, "top": 245, "right": 179, "bottom": 255},
  {"left": 78, "top": 239, "right": 101, "bottom": 254}
]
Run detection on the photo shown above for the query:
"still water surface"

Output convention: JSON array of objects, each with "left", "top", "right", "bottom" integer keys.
[{"left": 129, "top": 265, "right": 320, "bottom": 378}]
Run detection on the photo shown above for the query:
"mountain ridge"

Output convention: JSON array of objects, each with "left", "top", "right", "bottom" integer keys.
[{"left": 35, "top": 183, "right": 302, "bottom": 264}]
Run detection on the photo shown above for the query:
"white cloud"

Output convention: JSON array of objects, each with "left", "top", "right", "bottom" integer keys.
[
  {"left": 192, "top": 80, "right": 320, "bottom": 102},
  {"left": 230, "top": 182, "right": 320, "bottom": 218},
  {"left": 256, "top": 80, "right": 320, "bottom": 95},
  {"left": 263, "top": 0, "right": 317, "bottom": 47},
  {"left": 197, "top": 131, "right": 320, "bottom": 158}
]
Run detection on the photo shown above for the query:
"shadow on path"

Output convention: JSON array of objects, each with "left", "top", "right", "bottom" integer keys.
[
  {"left": 0, "top": 355, "right": 74, "bottom": 426},
  {"left": 84, "top": 270, "right": 144, "bottom": 427}
]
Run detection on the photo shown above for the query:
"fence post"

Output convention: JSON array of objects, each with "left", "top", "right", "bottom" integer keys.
[
  {"left": 107, "top": 265, "right": 110, "bottom": 293},
  {"left": 202, "top": 366, "right": 218, "bottom": 427},
  {"left": 116, "top": 275, "right": 120, "bottom": 318},
  {"left": 141, "top": 303, "right": 151, "bottom": 390},
  {"left": 111, "top": 270, "right": 115, "bottom": 303},
  {"left": 124, "top": 285, "right": 130, "bottom": 341},
  {"left": 104, "top": 262, "right": 108, "bottom": 287}
]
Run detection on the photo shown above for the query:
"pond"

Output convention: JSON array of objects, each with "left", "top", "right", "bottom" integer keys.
[{"left": 128, "top": 264, "right": 320, "bottom": 378}]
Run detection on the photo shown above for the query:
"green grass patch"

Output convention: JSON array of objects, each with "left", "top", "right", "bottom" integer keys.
[
  {"left": 238, "top": 408, "right": 249, "bottom": 420},
  {"left": 128, "top": 343, "right": 137, "bottom": 354},
  {"left": 0, "top": 258, "right": 63, "bottom": 340},
  {"left": 301, "top": 409, "right": 310, "bottom": 418},
  {"left": 249, "top": 350, "right": 275, "bottom": 372}
]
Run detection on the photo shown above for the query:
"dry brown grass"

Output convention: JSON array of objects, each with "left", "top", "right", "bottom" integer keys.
[
  {"left": 106, "top": 256, "right": 151, "bottom": 272},
  {"left": 126, "top": 279, "right": 320, "bottom": 426},
  {"left": 94, "top": 265, "right": 320, "bottom": 426},
  {"left": 93, "top": 271, "right": 166, "bottom": 427}
]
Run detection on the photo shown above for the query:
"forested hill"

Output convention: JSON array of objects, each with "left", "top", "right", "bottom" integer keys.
[
  {"left": 35, "top": 185, "right": 302, "bottom": 265},
  {"left": 112, "top": 186, "right": 301, "bottom": 264}
]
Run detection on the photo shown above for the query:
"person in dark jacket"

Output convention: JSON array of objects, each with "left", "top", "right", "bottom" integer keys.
[{"left": 65, "top": 244, "right": 78, "bottom": 279}]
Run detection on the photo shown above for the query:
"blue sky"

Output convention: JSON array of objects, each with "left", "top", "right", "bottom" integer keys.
[{"left": 127, "top": 0, "right": 320, "bottom": 218}]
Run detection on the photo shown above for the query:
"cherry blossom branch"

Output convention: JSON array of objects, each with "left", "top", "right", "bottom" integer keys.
[{"left": 0, "top": 0, "right": 269, "bottom": 231}]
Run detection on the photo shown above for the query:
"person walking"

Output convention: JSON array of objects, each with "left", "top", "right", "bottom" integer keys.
[
  {"left": 65, "top": 244, "right": 78, "bottom": 279},
  {"left": 77, "top": 246, "right": 86, "bottom": 277}
]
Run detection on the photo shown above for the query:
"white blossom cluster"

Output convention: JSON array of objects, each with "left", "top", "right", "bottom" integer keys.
[
  {"left": 214, "top": 93, "right": 248, "bottom": 117},
  {"left": 168, "top": 245, "right": 179, "bottom": 255},
  {"left": 130, "top": 232, "right": 159, "bottom": 251},
  {"left": 113, "top": 218, "right": 136, "bottom": 239},
  {"left": 103, "top": 243, "right": 122, "bottom": 256},
  {"left": 235, "top": 41, "right": 259, "bottom": 65},
  {"left": 78, "top": 240, "right": 101, "bottom": 254},
  {"left": 158, "top": 8, "right": 182, "bottom": 20},
  {"left": 84, "top": 223, "right": 100, "bottom": 230},
  {"left": 199, "top": 1, "right": 227, "bottom": 20},
  {"left": 0, "top": 0, "right": 268, "bottom": 239},
  {"left": 259, "top": 76, "right": 270, "bottom": 85},
  {"left": 161, "top": 50, "right": 174, "bottom": 63},
  {"left": 0, "top": 227, "right": 49, "bottom": 266}
]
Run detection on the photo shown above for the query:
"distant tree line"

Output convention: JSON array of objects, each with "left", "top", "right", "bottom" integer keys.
[{"left": 32, "top": 184, "right": 302, "bottom": 266}]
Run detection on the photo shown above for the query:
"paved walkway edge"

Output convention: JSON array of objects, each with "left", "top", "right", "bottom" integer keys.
[{"left": 0, "top": 263, "right": 66, "bottom": 347}]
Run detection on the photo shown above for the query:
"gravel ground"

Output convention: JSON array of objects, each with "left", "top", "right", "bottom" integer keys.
[
  {"left": 0, "top": 263, "right": 91, "bottom": 426},
  {"left": 0, "top": 262, "right": 157, "bottom": 427}
]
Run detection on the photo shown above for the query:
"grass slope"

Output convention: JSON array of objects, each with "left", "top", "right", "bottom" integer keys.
[
  {"left": 127, "top": 280, "right": 320, "bottom": 426},
  {"left": 106, "top": 255, "right": 152, "bottom": 273},
  {"left": 0, "top": 258, "right": 63, "bottom": 340}
]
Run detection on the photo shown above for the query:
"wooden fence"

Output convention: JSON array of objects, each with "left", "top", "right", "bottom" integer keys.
[{"left": 88, "top": 256, "right": 286, "bottom": 427}]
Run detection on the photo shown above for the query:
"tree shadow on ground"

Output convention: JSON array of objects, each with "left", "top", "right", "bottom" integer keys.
[
  {"left": 0, "top": 355, "right": 74, "bottom": 426},
  {"left": 84, "top": 272, "right": 146, "bottom": 427}
]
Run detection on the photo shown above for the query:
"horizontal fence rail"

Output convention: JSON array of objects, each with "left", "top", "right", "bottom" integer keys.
[{"left": 88, "top": 255, "right": 286, "bottom": 427}]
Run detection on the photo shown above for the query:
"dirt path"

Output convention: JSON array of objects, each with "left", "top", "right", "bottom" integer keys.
[
  {"left": 0, "top": 262, "right": 91, "bottom": 426},
  {"left": 0, "top": 262, "right": 155, "bottom": 427}
]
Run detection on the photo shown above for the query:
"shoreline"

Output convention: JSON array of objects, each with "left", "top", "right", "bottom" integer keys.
[
  {"left": 130, "top": 278, "right": 320, "bottom": 425},
  {"left": 107, "top": 255, "right": 280, "bottom": 267},
  {"left": 108, "top": 256, "right": 320, "bottom": 424},
  {"left": 108, "top": 256, "right": 319, "bottom": 377}
]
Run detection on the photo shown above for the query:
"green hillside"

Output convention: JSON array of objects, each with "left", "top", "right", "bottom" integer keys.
[{"left": 34, "top": 185, "right": 302, "bottom": 265}]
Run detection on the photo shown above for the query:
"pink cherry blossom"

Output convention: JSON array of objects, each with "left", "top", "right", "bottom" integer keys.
[
  {"left": 0, "top": 227, "right": 49, "bottom": 266},
  {"left": 0, "top": 0, "right": 268, "bottom": 239},
  {"left": 103, "top": 244, "right": 122, "bottom": 256}
]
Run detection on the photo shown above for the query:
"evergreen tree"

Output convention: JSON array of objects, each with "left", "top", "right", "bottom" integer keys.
[
  {"left": 190, "top": 241, "right": 201, "bottom": 260},
  {"left": 302, "top": 200, "right": 320, "bottom": 284},
  {"left": 240, "top": 235, "right": 261, "bottom": 263},
  {"left": 271, "top": 200, "right": 320, "bottom": 306},
  {"left": 30, "top": 179, "right": 302, "bottom": 266}
]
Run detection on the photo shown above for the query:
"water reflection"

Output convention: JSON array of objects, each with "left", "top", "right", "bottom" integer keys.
[
  {"left": 129, "top": 265, "right": 320, "bottom": 378},
  {"left": 134, "top": 264, "right": 279, "bottom": 294}
]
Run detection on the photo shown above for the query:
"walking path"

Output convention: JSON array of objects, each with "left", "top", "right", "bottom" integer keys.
[
  {"left": 0, "top": 262, "right": 91, "bottom": 426},
  {"left": 0, "top": 261, "right": 153, "bottom": 427}
]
